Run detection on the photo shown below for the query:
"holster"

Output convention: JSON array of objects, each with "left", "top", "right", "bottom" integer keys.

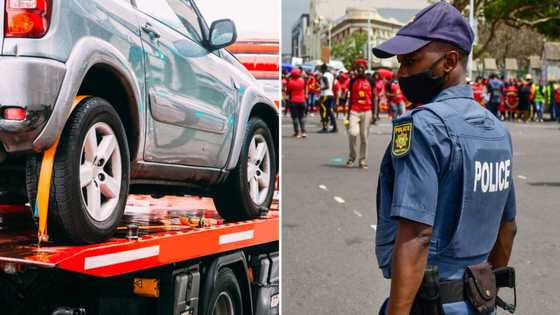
[
  {"left": 411, "top": 266, "right": 446, "bottom": 315},
  {"left": 464, "top": 262, "right": 496, "bottom": 314}
]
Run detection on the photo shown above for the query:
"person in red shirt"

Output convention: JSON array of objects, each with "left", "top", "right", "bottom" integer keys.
[
  {"left": 472, "top": 76, "right": 485, "bottom": 106},
  {"left": 385, "top": 80, "right": 406, "bottom": 118},
  {"left": 306, "top": 72, "right": 320, "bottom": 115},
  {"left": 337, "top": 72, "right": 350, "bottom": 117},
  {"left": 504, "top": 80, "right": 519, "bottom": 121},
  {"left": 333, "top": 76, "right": 341, "bottom": 117},
  {"left": 345, "top": 59, "right": 375, "bottom": 168},
  {"left": 373, "top": 72, "right": 385, "bottom": 124},
  {"left": 282, "top": 73, "right": 289, "bottom": 116},
  {"left": 286, "top": 68, "right": 307, "bottom": 138}
]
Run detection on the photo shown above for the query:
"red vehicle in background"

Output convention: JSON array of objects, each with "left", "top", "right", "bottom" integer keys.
[{"left": 229, "top": 39, "right": 280, "bottom": 108}]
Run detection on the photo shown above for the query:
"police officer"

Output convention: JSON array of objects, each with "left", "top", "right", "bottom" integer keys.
[{"left": 372, "top": 2, "right": 517, "bottom": 315}]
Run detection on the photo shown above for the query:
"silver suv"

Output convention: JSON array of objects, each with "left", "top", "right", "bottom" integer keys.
[{"left": 0, "top": 0, "right": 278, "bottom": 243}]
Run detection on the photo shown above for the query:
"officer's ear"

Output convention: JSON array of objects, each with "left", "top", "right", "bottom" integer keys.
[{"left": 443, "top": 50, "right": 459, "bottom": 73}]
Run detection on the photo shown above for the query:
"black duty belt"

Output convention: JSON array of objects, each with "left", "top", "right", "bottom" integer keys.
[{"left": 439, "top": 279, "right": 465, "bottom": 304}]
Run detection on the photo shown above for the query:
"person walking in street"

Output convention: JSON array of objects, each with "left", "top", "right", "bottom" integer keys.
[
  {"left": 338, "top": 72, "right": 350, "bottom": 118},
  {"left": 372, "top": 2, "right": 517, "bottom": 315},
  {"left": 553, "top": 81, "right": 560, "bottom": 123},
  {"left": 373, "top": 72, "right": 386, "bottom": 124},
  {"left": 345, "top": 59, "right": 375, "bottom": 169},
  {"left": 534, "top": 81, "right": 546, "bottom": 122},
  {"left": 518, "top": 77, "right": 532, "bottom": 123},
  {"left": 305, "top": 72, "right": 319, "bottom": 115},
  {"left": 504, "top": 80, "right": 519, "bottom": 121},
  {"left": 486, "top": 73, "right": 503, "bottom": 117},
  {"left": 386, "top": 79, "right": 406, "bottom": 118},
  {"left": 282, "top": 72, "right": 289, "bottom": 116},
  {"left": 286, "top": 68, "right": 307, "bottom": 138},
  {"left": 318, "top": 64, "right": 337, "bottom": 133}
]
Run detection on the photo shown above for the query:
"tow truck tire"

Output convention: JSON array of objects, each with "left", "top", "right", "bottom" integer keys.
[
  {"left": 26, "top": 97, "right": 130, "bottom": 244},
  {"left": 214, "top": 117, "right": 276, "bottom": 221},
  {"left": 205, "top": 268, "right": 243, "bottom": 315}
]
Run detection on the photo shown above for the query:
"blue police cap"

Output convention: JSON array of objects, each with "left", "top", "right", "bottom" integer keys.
[{"left": 372, "top": 1, "right": 474, "bottom": 58}]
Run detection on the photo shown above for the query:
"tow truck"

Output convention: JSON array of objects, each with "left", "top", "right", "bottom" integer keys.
[{"left": 0, "top": 193, "right": 279, "bottom": 315}]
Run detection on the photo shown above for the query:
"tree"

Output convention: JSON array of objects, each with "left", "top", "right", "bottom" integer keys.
[
  {"left": 430, "top": 0, "right": 560, "bottom": 58},
  {"left": 331, "top": 31, "right": 368, "bottom": 70}
]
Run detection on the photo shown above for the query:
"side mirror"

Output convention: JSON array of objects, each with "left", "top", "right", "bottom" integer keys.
[{"left": 208, "top": 19, "right": 237, "bottom": 51}]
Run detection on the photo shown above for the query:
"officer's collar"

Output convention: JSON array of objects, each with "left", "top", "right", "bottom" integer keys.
[{"left": 432, "top": 84, "right": 474, "bottom": 102}]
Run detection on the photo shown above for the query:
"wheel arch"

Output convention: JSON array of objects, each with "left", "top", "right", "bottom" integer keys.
[
  {"left": 199, "top": 251, "right": 253, "bottom": 315},
  {"left": 226, "top": 93, "right": 279, "bottom": 171},
  {"left": 77, "top": 64, "right": 141, "bottom": 160},
  {"left": 32, "top": 37, "right": 145, "bottom": 161},
  {"left": 249, "top": 103, "right": 279, "bottom": 169}
]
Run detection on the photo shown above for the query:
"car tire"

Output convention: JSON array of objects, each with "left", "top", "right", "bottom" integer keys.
[
  {"left": 214, "top": 117, "right": 276, "bottom": 221},
  {"left": 26, "top": 97, "right": 130, "bottom": 244},
  {"left": 204, "top": 268, "right": 243, "bottom": 315}
]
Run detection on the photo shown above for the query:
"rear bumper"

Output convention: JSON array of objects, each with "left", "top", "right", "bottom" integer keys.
[{"left": 0, "top": 57, "right": 65, "bottom": 152}]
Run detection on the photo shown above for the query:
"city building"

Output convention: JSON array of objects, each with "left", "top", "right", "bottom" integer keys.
[
  {"left": 323, "top": 8, "right": 403, "bottom": 68},
  {"left": 542, "top": 42, "right": 560, "bottom": 82},
  {"left": 291, "top": 14, "right": 311, "bottom": 60},
  {"left": 303, "top": 0, "right": 419, "bottom": 66}
]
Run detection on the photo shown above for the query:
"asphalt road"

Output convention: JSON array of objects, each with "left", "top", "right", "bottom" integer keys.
[{"left": 281, "top": 113, "right": 560, "bottom": 314}]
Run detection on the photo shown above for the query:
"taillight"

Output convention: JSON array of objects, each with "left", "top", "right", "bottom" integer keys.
[
  {"left": 3, "top": 107, "right": 27, "bottom": 121},
  {"left": 5, "top": 0, "right": 51, "bottom": 38}
]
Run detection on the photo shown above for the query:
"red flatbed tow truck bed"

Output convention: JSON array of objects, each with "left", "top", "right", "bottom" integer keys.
[{"left": 0, "top": 195, "right": 279, "bottom": 315}]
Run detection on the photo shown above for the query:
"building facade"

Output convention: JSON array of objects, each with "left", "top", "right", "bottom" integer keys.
[
  {"left": 291, "top": 14, "right": 310, "bottom": 60},
  {"left": 305, "top": 0, "right": 414, "bottom": 66}
]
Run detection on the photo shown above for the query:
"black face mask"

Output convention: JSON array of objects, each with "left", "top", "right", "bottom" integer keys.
[{"left": 398, "top": 55, "right": 448, "bottom": 104}]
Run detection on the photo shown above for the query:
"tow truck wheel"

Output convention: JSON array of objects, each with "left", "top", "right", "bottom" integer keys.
[
  {"left": 214, "top": 117, "right": 276, "bottom": 221},
  {"left": 26, "top": 97, "right": 130, "bottom": 243},
  {"left": 206, "top": 268, "right": 243, "bottom": 315}
]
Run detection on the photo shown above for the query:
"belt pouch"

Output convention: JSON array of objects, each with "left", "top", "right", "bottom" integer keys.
[{"left": 464, "top": 262, "right": 496, "bottom": 313}]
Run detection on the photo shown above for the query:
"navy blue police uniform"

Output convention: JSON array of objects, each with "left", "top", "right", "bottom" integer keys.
[
  {"left": 371, "top": 2, "right": 517, "bottom": 314},
  {"left": 376, "top": 85, "right": 516, "bottom": 315}
]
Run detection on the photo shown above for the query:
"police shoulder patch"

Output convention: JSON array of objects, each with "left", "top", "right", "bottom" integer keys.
[{"left": 391, "top": 120, "right": 413, "bottom": 158}]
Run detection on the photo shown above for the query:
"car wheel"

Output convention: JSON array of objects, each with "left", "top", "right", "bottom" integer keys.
[
  {"left": 205, "top": 268, "right": 243, "bottom": 315},
  {"left": 26, "top": 97, "right": 130, "bottom": 243},
  {"left": 214, "top": 117, "right": 276, "bottom": 221}
]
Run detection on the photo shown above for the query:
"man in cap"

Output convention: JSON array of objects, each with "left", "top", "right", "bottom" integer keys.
[
  {"left": 345, "top": 59, "right": 375, "bottom": 168},
  {"left": 372, "top": 2, "right": 517, "bottom": 315}
]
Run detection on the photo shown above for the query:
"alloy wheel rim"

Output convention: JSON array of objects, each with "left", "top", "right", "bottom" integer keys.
[
  {"left": 247, "top": 134, "right": 270, "bottom": 205},
  {"left": 79, "top": 122, "right": 122, "bottom": 222},
  {"left": 211, "top": 292, "right": 235, "bottom": 315}
]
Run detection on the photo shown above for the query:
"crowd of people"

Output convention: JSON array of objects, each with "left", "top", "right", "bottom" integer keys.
[
  {"left": 283, "top": 66, "right": 560, "bottom": 126},
  {"left": 282, "top": 61, "right": 560, "bottom": 169},
  {"left": 282, "top": 64, "right": 410, "bottom": 136},
  {"left": 473, "top": 73, "right": 560, "bottom": 123}
]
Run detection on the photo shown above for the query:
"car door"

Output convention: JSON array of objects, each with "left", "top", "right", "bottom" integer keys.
[{"left": 134, "top": 0, "right": 237, "bottom": 168}]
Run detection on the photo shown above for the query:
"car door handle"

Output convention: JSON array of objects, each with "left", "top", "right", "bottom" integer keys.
[{"left": 141, "top": 23, "right": 160, "bottom": 40}]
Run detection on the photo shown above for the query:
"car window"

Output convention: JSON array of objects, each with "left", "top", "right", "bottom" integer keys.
[{"left": 135, "top": 0, "right": 204, "bottom": 43}]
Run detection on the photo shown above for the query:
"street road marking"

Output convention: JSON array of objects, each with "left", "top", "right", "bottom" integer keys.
[
  {"left": 334, "top": 196, "right": 345, "bottom": 204},
  {"left": 353, "top": 210, "right": 363, "bottom": 217},
  {"left": 219, "top": 230, "right": 255, "bottom": 245},
  {"left": 84, "top": 246, "right": 160, "bottom": 270},
  {"left": 518, "top": 175, "right": 528, "bottom": 180},
  {"left": 318, "top": 184, "right": 328, "bottom": 191},
  {"left": 370, "top": 225, "right": 377, "bottom": 231}
]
